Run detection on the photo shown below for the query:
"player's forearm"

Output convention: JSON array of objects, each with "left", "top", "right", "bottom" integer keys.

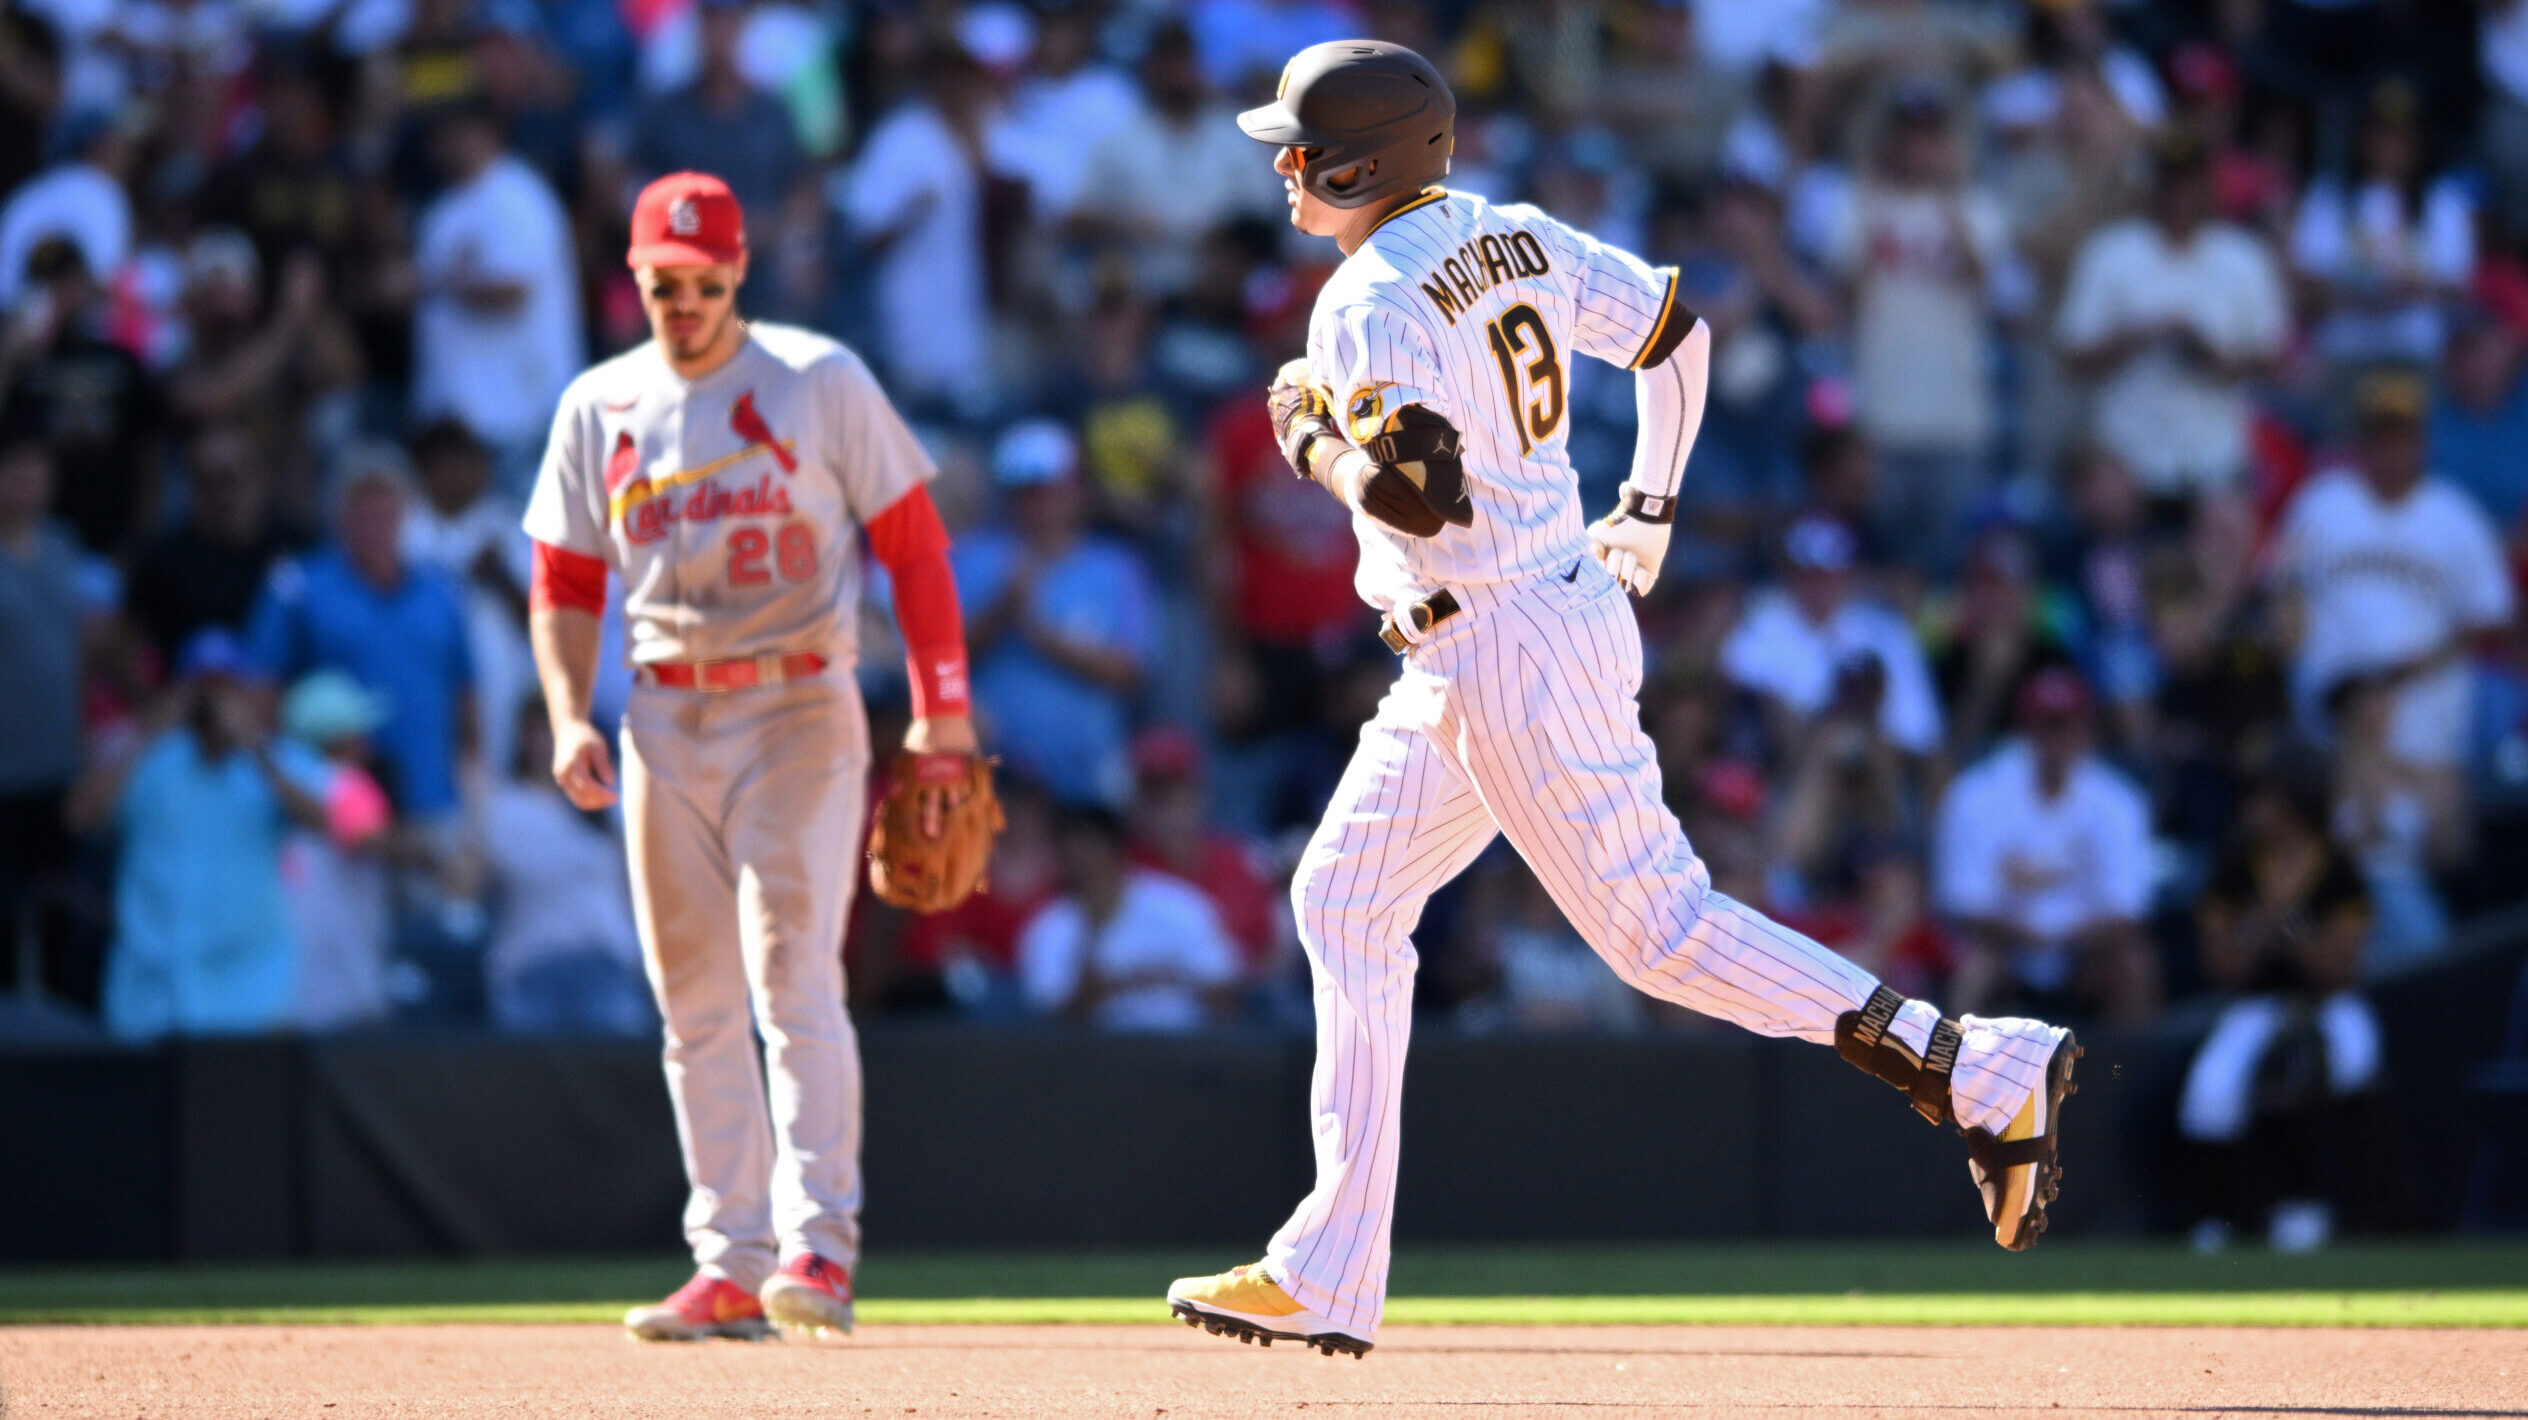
[
  {"left": 529, "top": 605, "right": 605, "bottom": 727},
  {"left": 1628, "top": 318, "right": 1709, "bottom": 504}
]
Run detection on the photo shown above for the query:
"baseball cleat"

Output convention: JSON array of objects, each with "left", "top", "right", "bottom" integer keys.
[
  {"left": 624, "top": 1272, "right": 773, "bottom": 1341},
  {"left": 761, "top": 1253, "right": 855, "bottom": 1335},
  {"left": 1965, "top": 1027, "right": 2081, "bottom": 1250},
  {"left": 1166, "top": 1263, "right": 1371, "bottom": 1358}
]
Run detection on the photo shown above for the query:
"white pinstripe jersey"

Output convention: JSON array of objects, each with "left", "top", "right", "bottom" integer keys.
[{"left": 1305, "top": 187, "right": 1685, "bottom": 614}]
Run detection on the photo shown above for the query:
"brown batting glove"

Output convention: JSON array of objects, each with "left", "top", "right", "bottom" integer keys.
[
  {"left": 867, "top": 751, "right": 1004, "bottom": 914},
  {"left": 1268, "top": 357, "right": 1339, "bottom": 483}
]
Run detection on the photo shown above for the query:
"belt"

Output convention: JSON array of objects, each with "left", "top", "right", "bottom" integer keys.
[
  {"left": 1378, "top": 589, "right": 1462, "bottom": 654},
  {"left": 637, "top": 651, "right": 829, "bottom": 691}
]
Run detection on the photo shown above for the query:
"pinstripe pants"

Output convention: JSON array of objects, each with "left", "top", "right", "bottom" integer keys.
[{"left": 1262, "top": 560, "right": 2058, "bottom": 1336}]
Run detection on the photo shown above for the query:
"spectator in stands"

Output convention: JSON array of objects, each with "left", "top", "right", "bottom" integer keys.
[
  {"left": 1125, "top": 727, "right": 1279, "bottom": 982},
  {"left": 2058, "top": 134, "right": 2288, "bottom": 512},
  {"left": 1927, "top": 520, "right": 2079, "bottom": 765},
  {"left": 0, "top": 237, "right": 163, "bottom": 556},
  {"left": 277, "top": 670, "right": 396, "bottom": 1033},
  {"left": 2326, "top": 669, "right": 2461, "bottom": 972},
  {"left": 400, "top": 417, "right": 533, "bottom": 793},
  {"left": 2290, "top": 80, "right": 2475, "bottom": 371},
  {"left": 245, "top": 445, "right": 478, "bottom": 828},
  {"left": 2430, "top": 309, "right": 2528, "bottom": 527},
  {"left": 167, "top": 231, "right": 359, "bottom": 513},
  {"left": 0, "top": 434, "right": 93, "bottom": 1004},
  {"left": 2485, "top": 0, "right": 2528, "bottom": 240},
  {"left": 1721, "top": 515, "right": 1943, "bottom": 763},
  {"left": 2272, "top": 369, "right": 2514, "bottom": 774},
  {"left": 1077, "top": 21, "right": 1281, "bottom": 301},
  {"left": 0, "top": 106, "right": 133, "bottom": 311},
  {"left": 1826, "top": 85, "right": 2008, "bottom": 571},
  {"left": 1936, "top": 669, "right": 2160, "bottom": 1026},
  {"left": 481, "top": 699, "right": 651, "bottom": 1035},
  {"left": 2051, "top": 446, "right": 2160, "bottom": 750},
  {"left": 837, "top": 45, "right": 994, "bottom": 417},
  {"left": 71, "top": 630, "right": 330, "bottom": 1041},
  {"left": 410, "top": 106, "right": 583, "bottom": 492},
  {"left": 2180, "top": 744, "right": 2381, "bottom": 1254},
  {"left": 1763, "top": 646, "right": 1918, "bottom": 912},
  {"left": 1018, "top": 803, "right": 1240, "bottom": 1032},
  {"left": 202, "top": 60, "right": 361, "bottom": 281},
  {"left": 991, "top": 5, "right": 1140, "bottom": 224},
  {"left": 121, "top": 425, "right": 307, "bottom": 668},
  {"left": 954, "top": 421, "right": 1151, "bottom": 807}
]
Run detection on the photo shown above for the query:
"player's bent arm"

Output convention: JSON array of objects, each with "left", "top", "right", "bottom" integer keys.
[
  {"left": 1590, "top": 316, "right": 1711, "bottom": 596},
  {"left": 527, "top": 540, "right": 619, "bottom": 810}
]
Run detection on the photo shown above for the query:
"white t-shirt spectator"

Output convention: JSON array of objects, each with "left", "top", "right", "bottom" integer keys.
[
  {"left": 1719, "top": 588, "right": 1944, "bottom": 756},
  {"left": 0, "top": 161, "right": 131, "bottom": 305},
  {"left": 412, "top": 155, "right": 584, "bottom": 450},
  {"left": 994, "top": 63, "right": 1144, "bottom": 220},
  {"left": 1827, "top": 183, "right": 2008, "bottom": 454},
  {"left": 1079, "top": 105, "right": 1284, "bottom": 298},
  {"left": 2056, "top": 216, "right": 2288, "bottom": 496},
  {"left": 2487, "top": 0, "right": 2528, "bottom": 105},
  {"left": 2290, "top": 176, "right": 2475, "bottom": 365},
  {"left": 1018, "top": 868, "right": 1241, "bottom": 1033},
  {"left": 1935, "top": 739, "right": 2154, "bottom": 988},
  {"left": 2273, "top": 465, "right": 2514, "bottom": 764},
  {"left": 480, "top": 781, "right": 644, "bottom": 991},
  {"left": 840, "top": 101, "right": 987, "bottom": 410}
]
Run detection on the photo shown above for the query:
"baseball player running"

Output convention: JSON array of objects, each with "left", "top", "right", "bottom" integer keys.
[
  {"left": 1167, "top": 42, "right": 2083, "bottom": 1358},
  {"left": 526, "top": 172, "right": 986, "bottom": 1341}
]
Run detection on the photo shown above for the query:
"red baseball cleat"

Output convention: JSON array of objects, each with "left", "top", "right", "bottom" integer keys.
[
  {"left": 760, "top": 1253, "right": 855, "bottom": 1335},
  {"left": 624, "top": 1272, "right": 771, "bottom": 1342}
]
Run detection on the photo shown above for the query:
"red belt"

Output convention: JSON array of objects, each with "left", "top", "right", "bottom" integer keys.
[{"left": 638, "top": 651, "right": 829, "bottom": 692}]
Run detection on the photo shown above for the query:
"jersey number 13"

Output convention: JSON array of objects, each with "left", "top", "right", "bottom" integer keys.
[{"left": 1484, "top": 302, "right": 1565, "bottom": 458}]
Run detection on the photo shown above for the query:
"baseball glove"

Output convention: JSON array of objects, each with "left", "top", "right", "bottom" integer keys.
[{"left": 867, "top": 751, "right": 1004, "bottom": 913}]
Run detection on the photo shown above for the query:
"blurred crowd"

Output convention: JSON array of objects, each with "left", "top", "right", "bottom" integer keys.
[{"left": 5, "top": 0, "right": 2528, "bottom": 1073}]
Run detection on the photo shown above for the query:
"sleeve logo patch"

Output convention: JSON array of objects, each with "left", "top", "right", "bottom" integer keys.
[{"left": 1347, "top": 382, "right": 1393, "bottom": 444}]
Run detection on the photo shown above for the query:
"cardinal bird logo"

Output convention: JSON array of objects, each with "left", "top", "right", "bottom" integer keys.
[
  {"left": 730, "top": 392, "right": 797, "bottom": 474},
  {"left": 604, "top": 429, "right": 641, "bottom": 493}
]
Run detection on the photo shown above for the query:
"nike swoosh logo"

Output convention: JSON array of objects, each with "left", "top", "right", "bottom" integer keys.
[
  {"left": 1562, "top": 561, "right": 1581, "bottom": 583},
  {"left": 604, "top": 397, "right": 639, "bottom": 412}
]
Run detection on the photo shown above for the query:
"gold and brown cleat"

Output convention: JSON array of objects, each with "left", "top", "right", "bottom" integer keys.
[
  {"left": 1965, "top": 1029, "right": 2082, "bottom": 1250},
  {"left": 1166, "top": 1264, "right": 1372, "bottom": 1358}
]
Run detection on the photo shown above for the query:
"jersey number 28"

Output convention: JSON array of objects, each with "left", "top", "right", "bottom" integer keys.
[
  {"left": 1485, "top": 302, "right": 1565, "bottom": 458},
  {"left": 728, "top": 524, "right": 817, "bottom": 585}
]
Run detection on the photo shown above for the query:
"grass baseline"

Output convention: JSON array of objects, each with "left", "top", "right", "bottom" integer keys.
[{"left": 3, "top": 1243, "right": 2524, "bottom": 1328}]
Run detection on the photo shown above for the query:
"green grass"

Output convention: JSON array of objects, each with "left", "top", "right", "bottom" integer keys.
[{"left": 3, "top": 1242, "right": 2524, "bottom": 1328}]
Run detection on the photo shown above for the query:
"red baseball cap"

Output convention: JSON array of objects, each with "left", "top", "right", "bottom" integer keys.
[
  {"left": 2016, "top": 668, "right": 2094, "bottom": 725},
  {"left": 627, "top": 172, "right": 746, "bottom": 268}
]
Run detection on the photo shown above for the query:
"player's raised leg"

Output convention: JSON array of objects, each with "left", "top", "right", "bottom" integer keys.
[
  {"left": 618, "top": 694, "right": 777, "bottom": 1340},
  {"left": 1443, "top": 571, "right": 2080, "bottom": 1251},
  {"left": 718, "top": 678, "right": 870, "bottom": 1335},
  {"left": 1169, "top": 677, "right": 1498, "bottom": 1355}
]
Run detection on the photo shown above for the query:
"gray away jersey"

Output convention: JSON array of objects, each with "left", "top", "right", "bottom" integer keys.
[
  {"left": 524, "top": 323, "right": 936, "bottom": 665},
  {"left": 1306, "top": 187, "right": 1684, "bottom": 613}
]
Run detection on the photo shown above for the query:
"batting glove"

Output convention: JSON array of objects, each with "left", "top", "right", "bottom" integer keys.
[
  {"left": 1587, "top": 482, "right": 1677, "bottom": 597},
  {"left": 1267, "top": 357, "right": 1338, "bottom": 481}
]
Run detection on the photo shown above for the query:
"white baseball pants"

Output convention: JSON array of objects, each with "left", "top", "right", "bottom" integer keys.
[
  {"left": 621, "top": 673, "right": 869, "bottom": 1291},
  {"left": 1262, "top": 560, "right": 2060, "bottom": 1336}
]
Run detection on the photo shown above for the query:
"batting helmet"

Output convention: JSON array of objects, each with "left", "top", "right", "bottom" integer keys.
[{"left": 1237, "top": 40, "right": 1454, "bottom": 210}]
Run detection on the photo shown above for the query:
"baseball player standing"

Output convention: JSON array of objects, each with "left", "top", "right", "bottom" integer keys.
[
  {"left": 525, "top": 172, "right": 981, "bottom": 1341},
  {"left": 1167, "top": 43, "right": 2084, "bottom": 1358}
]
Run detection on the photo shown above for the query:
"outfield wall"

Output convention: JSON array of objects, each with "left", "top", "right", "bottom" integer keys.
[{"left": 4, "top": 925, "right": 2521, "bottom": 1262}]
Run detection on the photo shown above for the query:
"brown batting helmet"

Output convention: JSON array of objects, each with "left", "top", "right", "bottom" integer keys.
[{"left": 1237, "top": 40, "right": 1454, "bottom": 210}]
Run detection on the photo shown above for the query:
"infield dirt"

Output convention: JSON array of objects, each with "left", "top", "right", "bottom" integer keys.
[{"left": 2, "top": 1323, "right": 2521, "bottom": 1418}]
